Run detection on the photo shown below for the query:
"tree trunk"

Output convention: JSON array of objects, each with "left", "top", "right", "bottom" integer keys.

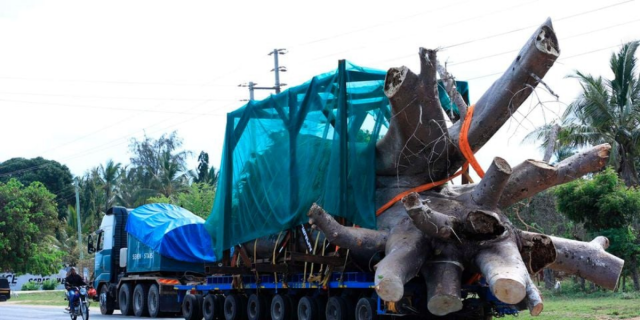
[
  {"left": 543, "top": 268, "right": 555, "bottom": 290},
  {"left": 631, "top": 256, "right": 640, "bottom": 291},
  {"left": 305, "top": 18, "right": 626, "bottom": 318}
]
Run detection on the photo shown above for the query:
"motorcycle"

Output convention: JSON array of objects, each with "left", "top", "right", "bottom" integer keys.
[{"left": 67, "top": 286, "right": 93, "bottom": 320}]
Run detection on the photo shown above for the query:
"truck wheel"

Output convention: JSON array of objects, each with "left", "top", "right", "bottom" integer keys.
[
  {"left": 99, "top": 285, "right": 114, "bottom": 315},
  {"left": 118, "top": 283, "right": 133, "bottom": 316},
  {"left": 271, "top": 294, "right": 293, "bottom": 320},
  {"left": 147, "top": 284, "right": 161, "bottom": 318},
  {"left": 203, "top": 294, "right": 223, "bottom": 320},
  {"left": 247, "top": 294, "right": 269, "bottom": 320},
  {"left": 355, "top": 298, "right": 378, "bottom": 320},
  {"left": 325, "top": 297, "right": 347, "bottom": 320},
  {"left": 133, "top": 283, "right": 149, "bottom": 317},
  {"left": 298, "top": 296, "right": 319, "bottom": 320},
  {"left": 224, "top": 294, "right": 247, "bottom": 320},
  {"left": 183, "top": 294, "right": 203, "bottom": 320}
]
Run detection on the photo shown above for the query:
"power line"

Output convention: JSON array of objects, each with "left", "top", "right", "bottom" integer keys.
[
  {"left": 446, "top": 17, "right": 640, "bottom": 67},
  {"left": 441, "top": 0, "right": 634, "bottom": 49},
  {"left": 0, "top": 75, "right": 239, "bottom": 87},
  {"left": 0, "top": 91, "right": 238, "bottom": 101},
  {"left": 290, "top": 0, "right": 472, "bottom": 48},
  {"left": 364, "top": 0, "right": 635, "bottom": 66},
  {"left": 0, "top": 98, "right": 236, "bottom": 114},
  {"left": 463, "top": 39, "right": 639, "bottom": 81}
]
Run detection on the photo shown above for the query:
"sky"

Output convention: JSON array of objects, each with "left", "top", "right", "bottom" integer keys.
[{"left": 1, "top": 0, "right": 639, "bottom": 189}]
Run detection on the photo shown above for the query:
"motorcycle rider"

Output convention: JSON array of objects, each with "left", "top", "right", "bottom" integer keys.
[{"left": 64, "top": 267, "right": 86, "bottom": 313}]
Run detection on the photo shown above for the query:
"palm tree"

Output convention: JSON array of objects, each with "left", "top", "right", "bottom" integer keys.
[
  {"left": 99, "top": 160, "right": 122, "bottom": 212},
  {"left": 529, "top": 42, "right": 640, "bottom": 186},
  {"left": 562, "top": 41, "right": 640, "bottom": 186}
]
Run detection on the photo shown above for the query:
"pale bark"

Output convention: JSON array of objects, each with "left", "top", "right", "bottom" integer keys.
[
  {"left": 475, "top": 238, "right": 529, "bottom": 304},
  {"left": 436, "top": 60, "right": 468, "bottom": 123},
  {"left": 548, "top": 236, "right": 624, "bottom": 290},
  {"left": 422, "top": 260, "right": 463, "bottom": 316},
  {"left": 499, "top": 144, "right": 610, "bottom": 208},
  {"left": 307, "top": 204, "right": 388, "bottom": 257},
  {"left": 471, "top": 157, "right": 512, "bottom": 209}
]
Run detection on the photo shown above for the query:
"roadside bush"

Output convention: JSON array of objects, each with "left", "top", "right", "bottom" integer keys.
[
  {"left": 42, "top": 279, "right": 58, "bottom": 290},
  {"left": 21, "top": 281, "right": 41, "bottom": 291}
]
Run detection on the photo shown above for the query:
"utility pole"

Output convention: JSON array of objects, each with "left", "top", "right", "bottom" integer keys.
[
  {"left": 239, "top": 48, "right": 287, "bottom": 100},
  {"left": 269, "top": 48, "right": 287, "bottom": 94},
  {"left": 75, "top": 179, "right": 83, "bottom": 260}
]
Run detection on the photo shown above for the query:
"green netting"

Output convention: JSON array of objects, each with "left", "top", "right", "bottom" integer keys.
[{"left": 205, "top": 60, "right": 469, "bottom": 259}]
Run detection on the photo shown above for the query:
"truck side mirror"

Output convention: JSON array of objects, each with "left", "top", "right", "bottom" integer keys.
[{"left": 87, "top": 234, "right": 95, "bottom": 254}]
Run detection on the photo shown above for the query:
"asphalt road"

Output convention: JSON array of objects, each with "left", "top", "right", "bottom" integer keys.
[{"left": 0, "top": 304, "right": 179, "bottom": 320}]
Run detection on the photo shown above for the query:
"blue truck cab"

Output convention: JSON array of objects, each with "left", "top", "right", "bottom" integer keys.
[{"left": 91, "top": 204, "right": 214, "bottom": 318}]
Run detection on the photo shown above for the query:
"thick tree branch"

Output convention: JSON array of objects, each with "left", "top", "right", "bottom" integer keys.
[
  {"left": 428, "top": 18, "right": 560, "bottom": 180},
  {"left": 475, "top": 238, "right": 529, "bottom": 304},
  {"left": 548, "top": 235, "right": 623, "bottom": 290},
  {"left": 307, "top": 204, "right": 388, "bottom": 257},
  {"left": 422, "top": 259, "right": 463, "bottom": 316},
  {"left": 518, "top": 231, "right": 557, "bottom": 274},
  {"left": 374, "top": 217, "right": 428, "bottom": 302},
  {"left": 524, "top": 276, "right": 544, "bottom": 316},
  {"left": 403, "top": 192, "right": 460, "bottom": 239},
  {"left": 376, "top": 49, "right": 448, "bottom": 176},
  {"left": 471, "top": 157, "right": 512, "bottom": 209},
  {"left": 498, "top": 143, "right": 610, "bottom": 208}
]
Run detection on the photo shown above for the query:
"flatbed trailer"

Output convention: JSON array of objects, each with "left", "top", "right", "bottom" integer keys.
[{"left": 173, "top": 256, "right": 523, "bottom": 320}]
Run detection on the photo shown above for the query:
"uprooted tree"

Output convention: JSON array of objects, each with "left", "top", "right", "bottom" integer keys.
[{"left": 307, "top": 18, "right": 624, "bottom": 317}]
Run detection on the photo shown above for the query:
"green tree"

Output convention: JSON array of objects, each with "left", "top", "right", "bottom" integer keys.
[
  {"left": 147, "top": 182, "right": 215, "bottom": 218},
  {"left": 562, "top": 42, "right": 640, "bottom": 186},
  {"left": 0, "top": 157, "right": 74, "bottom": 219},
  {"left": 0, "top": 179, "right": 64, "bottom": 275},
  {"left": 99, "top": 160, "right": 121, "bottom": 213},
  {"left": 555, "top": 168, "right": 640, "bottom": 290},
  {"left": 191, "top": 151, "right": 219, "bottom": 186},
  {"left": 129, "top": 132, "right": 190, "bottom": 197}
]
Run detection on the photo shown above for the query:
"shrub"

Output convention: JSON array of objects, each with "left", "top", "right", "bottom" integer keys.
[
  {"left": 42, "top": 279, "right": 59, "bottom": 290},
  {"left": 21, "top": 281, "right": 41, "bottom": 291}
]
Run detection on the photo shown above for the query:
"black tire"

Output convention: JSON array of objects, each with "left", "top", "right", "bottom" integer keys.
[
  {"left": 118, "top": 283, "right": 133, "bottom": 316},
  {"left": 147, "top": 284, "right": 161, "bottom": 318},
  {"left": 224, "top": 294, "right": 247, "bottom": 320},
  {"left": 247, "top": 293, "right": 270, "bottom": 320},
  {"left": 203, "top": 294, "right": 224, "bottom": 320},
  {"left": 183, "top": 294, "right": 203, "bottom": 320},
  {"left": 133, "top": 283, "right": 149, "bottom": 317},
  {"left": 298, "top": 297, "right": 319, "bottom": 320},
  {"left": 313, "top": 297, "right": 326, "bottom": 320},
  {"left": 325, "top": 297, "right": 347, "bottom": 320},
  {"left": 271, "top": 294, "right": 292, "bottom": 320},
  {"left": 99, "top": 285, "right": 114, "bottom": 315},
  {"left": 355, "top": 298, "right": 378, "bottom": 320},
  {"left": 81, "top": 302, "right": 90, "bottom": 320}
]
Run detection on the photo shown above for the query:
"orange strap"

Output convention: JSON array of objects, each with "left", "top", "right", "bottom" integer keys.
[
  {"left": 375, "top": 104, "right": 483, "bottom": 217},
  {"left": 458, "top": 104, "right": 485, "bottom": 178}
]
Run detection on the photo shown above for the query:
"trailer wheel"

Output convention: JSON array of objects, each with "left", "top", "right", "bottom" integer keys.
[
  {"left": 247, "top": 294, "right": 270, "bottom": 320},
  {"left": 99, "top": 284, "right": 114, "bottom": 315},
  {"left": 271, "top": 294, "right": 293, "bottom": 320},
  {"left": 355, "top": 298, "right": 378, "bottom": 320},
  {"left": 118, "top": 283, "right": 133, "bottom": 316},
  {"left": 298, "top": 296, "right": 319, "bottom": 320},
  {"left": 325, "top": 296, "right": 347, "bottom": 320},
  {"left": 203, "top": 294, "right": 223, "bottom": 320},
  {"left": 183, "top": 294, "right": 203, "bottom": 320},
  {"left": 133, "top": 283, "right": 149, "bottom": 317},
  {"left": 147, "top": 284, "right": 161, "bottom": 318},
  {"left": 224, "top": 294, "right": 247, "bottom": 320}
]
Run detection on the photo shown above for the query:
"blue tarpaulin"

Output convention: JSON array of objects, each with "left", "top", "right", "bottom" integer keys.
[{"left": 126, "top": 203, "right": 216, "bottom": 263}]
